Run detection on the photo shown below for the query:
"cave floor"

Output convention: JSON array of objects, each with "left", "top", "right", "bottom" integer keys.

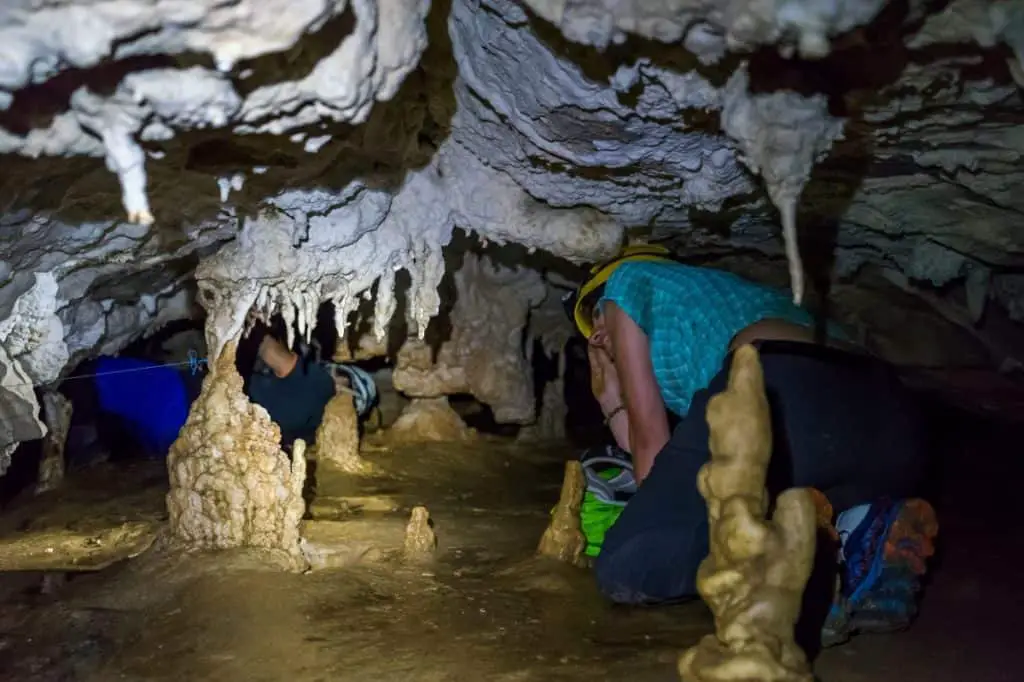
[{"left": 0, "top": 426, "right": 1019, "bottom": 682}]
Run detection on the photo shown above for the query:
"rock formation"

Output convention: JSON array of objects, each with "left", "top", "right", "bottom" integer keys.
[
  {"left": 382, "top": 397, "right": 477, "bottom": 443},
  {"left": 517, "top": 378, "right": 568, "bottom": 442},
  {"left": 678, "top": 345, "right": 815, "bottom": 682},
  {"left": 403, "top": 505, "right": 438, "bottom": 561},
  {"left": 36, "top": 390, "right": 72, "bottom": 494},
  {"left": 313, "top": 393, "right": 370, "bottom": 474},
  {"left": 394, "top": 252, "right": 547, "bottom": 424},
  {"left": 0, "top": 0, "right": 1021, "bottom": 477},
  {"left": 537, "top": 460, "right": 588, "bottom": 567},
  {"left": 166, "top": 344, "right": 307, "bottom": 564}
]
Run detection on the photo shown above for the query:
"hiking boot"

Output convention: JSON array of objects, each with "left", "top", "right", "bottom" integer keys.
[
  {"left": 821, "top": 590, "right": 851, "bottom": 647},
  {"left": 837, "top": 498, "right": 939, "bottom": 636},
  {"left": 808, "top": 489, "right": 850, "bottom": 649}
]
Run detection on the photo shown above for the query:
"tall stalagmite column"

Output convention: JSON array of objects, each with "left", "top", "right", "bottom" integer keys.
[
  {"left": 166, "top": 342, "right": 307, "bottom": 565},
  {"left": 679, "top": 345, "right": 815, "bottom": 682}
]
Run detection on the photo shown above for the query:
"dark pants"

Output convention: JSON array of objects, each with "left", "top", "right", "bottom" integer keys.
[{"left": 594, "top": 341, "right": 928, "bottom": 605}]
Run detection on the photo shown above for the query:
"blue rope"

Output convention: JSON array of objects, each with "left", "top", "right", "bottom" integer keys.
[
  {"left": 187, "top": 349, "right": 208, "bottom": 376},
  {"left": 7, "top": 349, "right": 210, "bottom": 389}
]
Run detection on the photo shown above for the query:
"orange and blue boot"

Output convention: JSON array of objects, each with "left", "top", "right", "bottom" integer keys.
[{"left": 822, "top": 498, "right": 939, "bottom": 646}]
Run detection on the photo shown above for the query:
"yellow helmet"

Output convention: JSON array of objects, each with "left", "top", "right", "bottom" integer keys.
[{"left": 562, "top": 243, "right": 676, "bottom": 338}]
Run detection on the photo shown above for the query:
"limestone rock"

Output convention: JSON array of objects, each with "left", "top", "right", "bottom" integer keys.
[
  {"left": 678, "top": 345, "right": 815, "bottom": 682},
  {"left": 519, "top": 0, "right": 888, "bottom": 58},
  {"left": 403, "top": 505, "right": 438, "bottom": 561},
  {"left": 313, "top": 393, "right": 371, "bottom": 474},
  {"left": 394, "top": 252, "right": 547, "bottom": 424},
  {"left": 0, "top": 0, "right": 1023, "bottom": 474},
  {"left": 36, "top": 391, "right": 72, "bottom": 494},
  {"left": 367, "top": 369, "right": 410, "bottom": 432},
  {"left": 383, "top": 398, "right": 477, "bottom": 444},
  {"left": 537, "top": 460, "right": 587, "bottom": 567},
  {"left": 517, "top": 378, "right": 567, "bottom": 443},
  {"left": 166, "top": 343, "right": 307, "bottom": 566}
]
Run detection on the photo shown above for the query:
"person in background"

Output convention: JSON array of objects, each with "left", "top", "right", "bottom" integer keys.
[
  {"left": 246, "top": 333, "right": 377, "bottom": 449},
  {"left": 66, "top": 328, "right": 377, "bottom": 464},
  {"left": 563, "top": 243, "right": 938, "bottom": 648}
]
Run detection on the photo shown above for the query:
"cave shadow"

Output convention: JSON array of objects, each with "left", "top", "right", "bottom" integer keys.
[{"left": 796, "top": 123, "right": 874, "bottom": 343}]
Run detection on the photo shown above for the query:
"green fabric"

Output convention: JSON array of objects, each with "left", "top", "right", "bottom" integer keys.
[{"left": 578, "top": 467, "right": 627, "bottom": 557}]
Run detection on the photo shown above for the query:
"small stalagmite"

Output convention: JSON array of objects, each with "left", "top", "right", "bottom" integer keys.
[
  {"left": 678, "top": 345, "right": 816, "bottom": 682},
  {"left": 383, "top": 397, "right": 477, "bottom": 443},
  {"left": 314, "top": 393, "right": 371, "bottom": 474},
  {"left": 403, "top": 506, "right": 437, "bottom": 561},
  {"left": 537, "top": 460, "right": 587, "bottom": 567}
]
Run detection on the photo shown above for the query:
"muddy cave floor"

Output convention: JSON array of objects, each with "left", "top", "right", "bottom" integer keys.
[{"left": 0, "top": 413, "right": 1020, "bottom": 682}]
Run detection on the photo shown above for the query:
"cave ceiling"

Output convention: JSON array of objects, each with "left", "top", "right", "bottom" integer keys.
[{"left": 0, "top": 0, "right": 1023, "bottom": 463}]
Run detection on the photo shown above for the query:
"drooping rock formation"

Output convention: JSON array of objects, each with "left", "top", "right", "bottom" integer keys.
[
  {"left": 166, "top": 344, "right": 307, "bottom": 564},
  {"left": 678, "top": 345, "right": 815, "bottom": 682},
  {"left": 394, "top": 252, "right": 548, "bottom": 424}
]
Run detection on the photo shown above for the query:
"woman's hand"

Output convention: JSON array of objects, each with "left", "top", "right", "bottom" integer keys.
[{"left": 588, "top": 343, "right": 622, "bottom": 414}]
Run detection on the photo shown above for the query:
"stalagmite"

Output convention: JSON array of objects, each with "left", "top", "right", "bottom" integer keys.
[
  {"left": 166, "top": 343, "right": 307, "bottom": 567},
  {"left": 36, "top": 391, "right": 72, "bottom": 494},
  {"left": 382, "top": 398, "right": 477, "bottom": 443},
  {"left": 403, "top": 506, "right": 438, "bottom": 561},
  {"left": 537, "top": 460, "right": 587, "bottom": 567},
  {"left": 313, "top": 393, "right": 371, "bottom": 474},
  {"left": 678, "top": 345, "right": 815, "bottom": 682}
]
